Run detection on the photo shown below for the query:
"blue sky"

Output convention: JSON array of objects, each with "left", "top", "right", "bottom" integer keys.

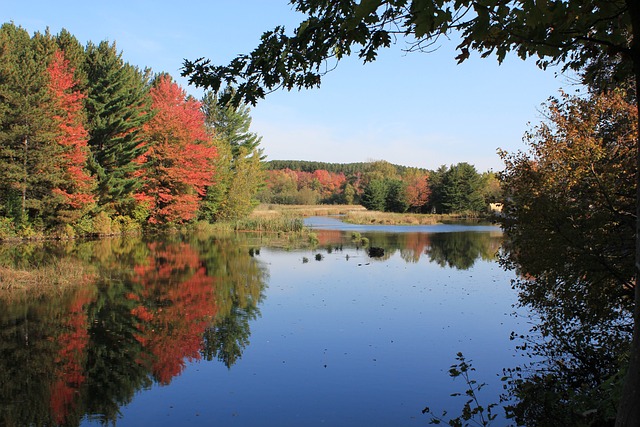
[{"left": 5, "top": 1, "right": 576, "bottom": 171}]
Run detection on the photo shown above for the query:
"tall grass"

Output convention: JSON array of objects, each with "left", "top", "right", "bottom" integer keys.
[
  {"left": 252, "top": 204, "right": 366, "bottom": 217},
  {"left": 233, "top": 215, "right": 305, "bottom": 233},
  {"left": 343, "top": 210, "right": 486, "bottom": 225},
  {"left": 0, "top": 258, "right": 95, "bottom": 298}
]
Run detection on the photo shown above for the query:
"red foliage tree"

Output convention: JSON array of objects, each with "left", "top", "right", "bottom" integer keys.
[
  {"left": 47, "top": 50, "right": 95, "bottom": 221},
  {"left": 135, "top": 75, "right": 217, "bottom": 224},
  {"left": 404, "top": 171, "right": 431, "bottom": 212}
]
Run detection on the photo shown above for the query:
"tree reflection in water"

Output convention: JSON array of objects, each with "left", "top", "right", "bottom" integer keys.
[
  {"left": 0, "top": 228, "right": 501, "bottom": 425},
  {"left": 0, "top": 234, "right": 267, "bottom": 426}
]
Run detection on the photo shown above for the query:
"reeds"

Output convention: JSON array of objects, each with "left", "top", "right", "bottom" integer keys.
[
  {"left": 342, "top": 211, "right": 481, "bottom": 225},
  {"left": 233, "top": 215, "right": 305, "bottom": 233},
  {"left": 252, "top": 204, "right": 366, "bottom": 217},
  {"left": 0, "top": 258, "right": 95, "bottom": 297}
]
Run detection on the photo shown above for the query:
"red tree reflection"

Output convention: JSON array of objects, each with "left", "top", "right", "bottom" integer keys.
[
  {"left": 50, "top": 287, "right": 95, "bottom": 424},
  {"left": 131, "top": 242, "right": 218, "bottom": 384}
]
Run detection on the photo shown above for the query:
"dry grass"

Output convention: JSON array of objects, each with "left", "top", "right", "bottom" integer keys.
[
  {"left": 252, "top": 204, "right": 366, "bottom": 217},
  {"left": 343, "top": 210, "right": 481, "bottom": 226},
  {"left": 0, "top": 258, "right": 95, "bottom": 298}
]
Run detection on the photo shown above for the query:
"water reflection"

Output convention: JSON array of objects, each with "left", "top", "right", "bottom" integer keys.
[
  {"left": 0, "top": 234, "right": 267, "bottom": 426},
  {"left": 313, "top": 228, "right": 502, "bottom": 269},
  {"left": 0, "top": 226, "right": 504, "bottom": 426}
]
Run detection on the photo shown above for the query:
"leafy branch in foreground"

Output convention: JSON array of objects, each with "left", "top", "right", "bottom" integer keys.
[{"left": 423, "top": 352, "right": 499, "bottom": 427}]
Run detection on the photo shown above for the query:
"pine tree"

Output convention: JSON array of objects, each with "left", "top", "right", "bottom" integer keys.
[
  {"left": 202, "top": 88, "right": 263, "bottom": 158},
  {"left": 0, "top": 24, "right": 61, "bottom": 228},
  {"left": 83, "top": 41, "right": 152, "bottom": 214},
  {"left": 200, "top": 89, "right": 264, "bottom": 220}
]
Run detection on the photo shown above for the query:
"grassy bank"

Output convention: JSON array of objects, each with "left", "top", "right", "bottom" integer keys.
[
  {"left": 0, "top": 258, "right": 95, "bottom": 298},
  {"left": 252, "top": 204, "right": 367, "bottom": 217},
  {"left": 251, "top": 203, "right": 489, "bottom": 226},
  {"left": 342, "top": 210, "right": 488, "bottom": 225}
]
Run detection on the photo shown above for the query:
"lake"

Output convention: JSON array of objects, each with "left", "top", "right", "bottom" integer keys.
[{"left": 0, "top": 217, "right": 525, "bottom": 426}]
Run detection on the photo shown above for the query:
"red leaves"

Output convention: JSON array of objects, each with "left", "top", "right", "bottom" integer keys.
[
  {"left": 130, "top": 242, "right": 217, "bottom": 385},
  {"left": 135, "top": 76, "right": 217, "bottom": 224},
  {"left": 47, "top": 50, "right": 95, "bottom": 211},
  {"left": 404, "top": 171, "right": 431, "bottom": 211}
]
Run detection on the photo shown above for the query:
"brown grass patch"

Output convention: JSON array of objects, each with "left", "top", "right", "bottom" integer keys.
[
  {"left": 252, "top": 204, "right": 366, "bottom": 217},
  {"left": 0, "top": 258, "right": 95, "bottom": 298},
  {"left": 342, "top": 211, "right": 478, "bottom": 226}
]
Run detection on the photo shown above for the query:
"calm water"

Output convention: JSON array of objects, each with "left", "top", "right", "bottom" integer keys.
[{"left": 0, "top": 218, "right": 525, "bottom": 426}]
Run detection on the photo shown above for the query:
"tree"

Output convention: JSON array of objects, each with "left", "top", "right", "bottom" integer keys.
[
  {"left": 499, "top": 89, "right": 636, "bottom": 426},
  {"left": 135, "top": 75, "right": 217, "bottom": 225},
  {"left": 182, "top": 1, "right": 640, "bottom": 424},
  {"left": 202, "top": 88, "right": 263, "bottom": 157},
  {"left": 361, "top": 178, "right": 387, "bottom": 211},
  {"left": 403, "top": 168, "right": 430, "bottom": 213},
  {"left": 441, "top": 162, "right": 485, "bottom": 213},
  {"left": 83, "top": 41, "right": 152, "bottom": 214},
  {"left": 47, "top": 50, "right": 96, "bottom": 227},
  {"left": 0, "top": 24, "right": 62, "bottom": 230},
  {"left": 385, "top": 178, "right": 409, "bottom": 213},
  {"left": 200, "top": 90, "right": 264, "bottom": 220}
]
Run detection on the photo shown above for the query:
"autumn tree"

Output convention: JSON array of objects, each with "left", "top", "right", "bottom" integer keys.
[
  {"left": 403, "top": 168, "right": 430, "bottom": 212},
  {"left": 499, "top": 90, "right": 636, "bottom": 426},
  {"left": 135, "top": 75, "right": 217, "bottom": 225},
  {"left": 47, "top": 50, "right": 96, "bottom": 228}
]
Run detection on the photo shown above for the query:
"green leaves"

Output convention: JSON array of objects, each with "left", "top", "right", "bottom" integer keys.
[
  {"left": 426, "top": 352, "right": 497, "bottom": 427},
  {"left": 355, "top": 0, "right": 383, "bottom": 21}
]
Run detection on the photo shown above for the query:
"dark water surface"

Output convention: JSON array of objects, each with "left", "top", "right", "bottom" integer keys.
[{"left": 0, "top": 218, "right": 523, "bottom": 426}]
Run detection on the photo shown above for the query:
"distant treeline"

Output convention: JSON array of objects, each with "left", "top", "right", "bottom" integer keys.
[
  {"left": 265, "top": 160, "right": 427, "bottom": 176},
  {"left": 260, "top": 160, "right": 501, "bottom": 214}
]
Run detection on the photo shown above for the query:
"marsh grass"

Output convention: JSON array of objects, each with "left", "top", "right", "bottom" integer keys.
[
  {"left": 233, "top": 215, "right": 305, "bottom": 233},
  {"left": 252, "top": 204, "right": 366, "bottom": 217},
  {"left": 343, "top": 210, "right": 484, "bottom": 225},
  {"left": 0, "top": 258, "right": 95, "bottom": 298}
]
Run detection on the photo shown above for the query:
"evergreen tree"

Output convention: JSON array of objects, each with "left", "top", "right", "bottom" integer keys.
[
  {"left": 200, "top": 89, "right": 264, "bottom": 220},
  {"left": 441, "top": 163, "right": 485, "bottom": 213},
  {"left": 83, "top": 41, "right": 152, "bottom": 214},
  {"left": 385, "top": 179, "right": 409, "bottom": 213},
  {"left": 54, "top": 29, "right": 87, "bottom": 87},
  {"left": 361, "top": 178, "right": 387, "bottom": 212},
  {"left": 0, "top": 24, "right": 61, "bottom": 229},
  {"left": 202, "top": 88, "right": 263, "bottom": 158}
]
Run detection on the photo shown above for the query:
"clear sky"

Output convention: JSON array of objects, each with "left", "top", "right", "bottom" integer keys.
[{"left": 4, "top": 1, "right": 576, "bottom": 171}]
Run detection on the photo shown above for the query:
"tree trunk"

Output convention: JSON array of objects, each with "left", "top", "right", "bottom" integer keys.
[
  {"left": 616, "top": 4, "right": 640, "bottom": 426},
  {"left": 21, "top": 135, "right": 27, "bottom": 218}
]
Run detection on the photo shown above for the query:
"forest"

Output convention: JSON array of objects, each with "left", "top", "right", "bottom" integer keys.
[
  {"left": 0, "top": 23, "right": 263, "bottom": 240},
  {"left": 0, "top": 23, "right": 499, "bottom": 241}
]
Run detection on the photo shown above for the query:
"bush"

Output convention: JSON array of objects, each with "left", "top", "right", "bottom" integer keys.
[
  {"left": 92, "top": 212, "right": 112, "bottom": 235},
  {"left": 0, "top": 217, "right": 16, "bottom": 239}
]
